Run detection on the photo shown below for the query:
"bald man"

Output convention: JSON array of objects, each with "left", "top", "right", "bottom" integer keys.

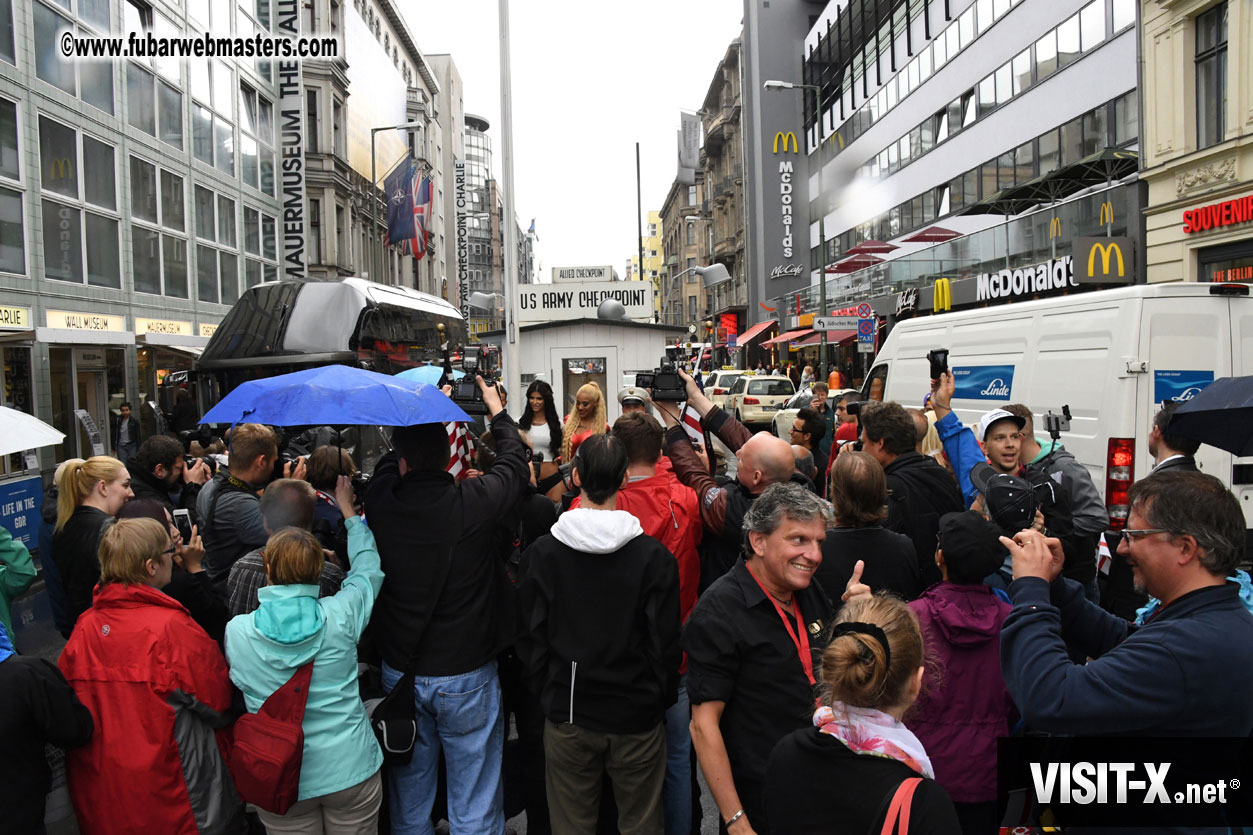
[{"left": 654, "top": 369, "right": 797, "bottom": 592}]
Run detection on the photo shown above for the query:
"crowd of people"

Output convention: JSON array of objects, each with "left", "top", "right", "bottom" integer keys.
[{"left": 0, "top": 363, "right": 1249, "bottom": 835}]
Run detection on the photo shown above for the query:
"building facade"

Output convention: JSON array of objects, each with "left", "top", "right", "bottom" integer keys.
[
  {"left": 660, "top": 173, "right": 711, "bottom": 327},
  {"left": 427, "top": 53, "right": 465, "bottom": 302},
  {"left": 770, "top": 0, "right": 1142, "bottom": 335},
  {"left": 699, "top": 40, "right": 749, "bottom": 332},
  {"left": 1141, "top": 0, "right": 1252, "bottom": 284},
  {"left": 627, "top": 209, "right": 664, "bottom": 320}
]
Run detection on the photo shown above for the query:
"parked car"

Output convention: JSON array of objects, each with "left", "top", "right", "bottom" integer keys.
[
  {"left": 705, "top": 369, "right": 746, "bottom": 412},
  {"left": 772, "top": 387, "right": 858, "bottom": 439},
  {"left": 727, "top": 375, "right": 795, "bottom": 431}
]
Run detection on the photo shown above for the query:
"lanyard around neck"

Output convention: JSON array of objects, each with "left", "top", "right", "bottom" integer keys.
[{"left": 745, "top": 561, "right": 815, "bottom": 686}]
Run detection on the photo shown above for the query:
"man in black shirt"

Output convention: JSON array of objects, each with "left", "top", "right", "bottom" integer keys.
[
  {"left": 127, "top": 435, "right": 210, "bottom": 523},
  {"left": 364, "top": 377, "right": 528, "bottom": 834},
  {"left": 859, "top": 401, "right": 963, "bottom": 587},
  {"left": 684, "top": 482, "right": 834, "bottom": 835}
]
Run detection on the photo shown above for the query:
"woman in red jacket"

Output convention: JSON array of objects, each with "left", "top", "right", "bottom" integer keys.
[{"left": 59, "top": 518, "right": 244, "bottom": 835}]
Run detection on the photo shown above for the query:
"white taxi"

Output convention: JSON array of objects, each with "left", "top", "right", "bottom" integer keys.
[
  {"left": 705, "top": 369, "right": 745, "bottom": 412},
  {"left": 726, "top": 375, "right": 795, "bottom": 431}
]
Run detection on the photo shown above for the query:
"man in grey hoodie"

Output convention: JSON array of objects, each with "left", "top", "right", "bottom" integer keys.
[{"left": 516, "top": 434, "right": 681, "bottom": 835}]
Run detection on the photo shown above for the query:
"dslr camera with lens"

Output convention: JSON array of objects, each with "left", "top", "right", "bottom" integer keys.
[
  {"left": 453, "top": 345, "right": 500, "bottom": 415},
  {"left": 636, "top": 357, "right": 686, "bottom": 402}
]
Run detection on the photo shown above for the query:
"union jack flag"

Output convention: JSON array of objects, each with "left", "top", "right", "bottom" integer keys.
[
  {"left": 445, "top": 422, "right": 473, "bottom": 480},
  {"left": 410, "top": 173, "right": 432, "bottom": 260}
]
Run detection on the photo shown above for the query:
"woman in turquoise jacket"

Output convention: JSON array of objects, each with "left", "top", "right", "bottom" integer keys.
[{"left": 225, "top": 476, "right": 385, "bottom": 832}]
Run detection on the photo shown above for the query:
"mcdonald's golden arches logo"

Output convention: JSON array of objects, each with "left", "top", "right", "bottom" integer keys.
[
  {"left": 1099, "top": 201, "right": 1115, "bottom": 226},
  {"left": 47, "top": 157, "right": 74, "bottom": 181},
  {"left": 934, "top": 278, "right": 953, "bottom": 312},
  {"left": 1087, "top": 240, "right": 1125, "bottom": 278},
  {"left": 1049, "top": 217, "right": 1062, "bottom": 240},
  {"left": 773, "top": 131, "right": 799, "bottom": 154}
]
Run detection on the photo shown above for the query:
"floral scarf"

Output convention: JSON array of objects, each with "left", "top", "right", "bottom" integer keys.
[{"left": 814, "top": 702, "right": 935, "bottom": 778}]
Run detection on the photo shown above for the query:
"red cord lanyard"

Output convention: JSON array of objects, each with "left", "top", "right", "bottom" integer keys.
[{"left": 746, "top": 562, "right": 815, "bottom": 686}]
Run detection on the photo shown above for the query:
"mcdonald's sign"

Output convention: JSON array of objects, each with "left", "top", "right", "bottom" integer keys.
[
  {"left": 773, "top": 131, "right": 798, "bottom": 154},
  {"left": 1074, "top": 237, "right": 1133, "bottom": 283},
  {"left": 47, "top": 157, "right": 74, "bottom": 182},
  {"left": 1049, "top": 217, "right": 1062, "bottom": 239},
  {"left": 1086, "top": 240, "right": 1125, "bottom": 278},
  {"left": 1099, "top": 200, "right": 1115, "bottom": 226},
  {"left": 934, "top": 278, "right": 953, "bottom": 312}
]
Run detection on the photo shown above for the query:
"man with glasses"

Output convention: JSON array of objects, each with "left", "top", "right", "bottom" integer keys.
[
  {"left": 788, "top": 408, "right": 826, "bottom": 489},
  {"left": 998, "top": 470, "right": 1253, "bottom": 736}
]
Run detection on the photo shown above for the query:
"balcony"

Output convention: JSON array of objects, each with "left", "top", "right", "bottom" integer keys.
[{"left": 713, "top": 235, "right": 737, "bottom": 259}]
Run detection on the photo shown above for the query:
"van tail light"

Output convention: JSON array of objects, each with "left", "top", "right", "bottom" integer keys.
[
  {"left": 743, "top": 397, "right": 760, "bottom": 405},
  {"left": 712, "top": 388, "right": 725, "bottom": 395},
  {"left": 1106, "top": 438, "right": 1135, "bottom": 529}
]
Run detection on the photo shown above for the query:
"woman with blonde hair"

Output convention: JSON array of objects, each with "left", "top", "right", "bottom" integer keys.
[
  {"left": 59, "top": 517, "right": 243, "bottom": 834},
  {"left": 765, "top": 595, "right": 959, "bottom": 833},
  {"left": 53, "top": 455, "right": 133, "bottom": 628},
  {"left": 560, "top": 382, "right": 608, "bottom": 462}
]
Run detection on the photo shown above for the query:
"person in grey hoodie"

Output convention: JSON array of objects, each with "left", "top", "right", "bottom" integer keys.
[{"left": 516, "top": 434, "right": 681, "bottom": 835}]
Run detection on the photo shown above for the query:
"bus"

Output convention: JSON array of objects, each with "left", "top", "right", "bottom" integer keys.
[{"left": 194, "top": 278, "right": 467, "bottom": 468}]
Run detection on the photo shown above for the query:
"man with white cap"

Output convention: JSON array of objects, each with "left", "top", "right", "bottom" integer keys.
[{"left": 618, "top": 386, "right": 651, "bottom": 417}]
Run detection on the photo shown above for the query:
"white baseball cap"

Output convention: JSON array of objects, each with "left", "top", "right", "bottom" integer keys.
[{"left": 977, "top": 408, "right": 1026, "bottom": 440}]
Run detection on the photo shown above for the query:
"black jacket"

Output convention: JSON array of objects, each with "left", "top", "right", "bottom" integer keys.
[
  {"left": 766, "top": 728, "right": 959, "bottom": 834},
  {"left": 1151, "top": 454, "right": 1199, "bottom": 474},
  {"left": 364, "top": 410, "right": 530, "bottom": 676},
  {"left": 112, "top": 415, "right": 139, "bottom": 449},
  {"left": 53, "top": 506, "right": 113, "bottom": 629},
  {"left": 516, "top": 509, "right": 681, "bottom": 734},
  {"left": 883, "top": 452, "right": 964, "bottom": 587},
  {"left": 0, "top": 653, "right": 94, "bottom": 833},
  {"left": 126, "top": 460, "right": 204, "bottom": 525},
  {"left": 817, "top": 525, "right": 923, "bottom": 605}
]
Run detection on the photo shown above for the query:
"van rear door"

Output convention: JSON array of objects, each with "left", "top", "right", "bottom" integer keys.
[{"left": 1141, "top": 293, "right": 1248, "bottom": 529}]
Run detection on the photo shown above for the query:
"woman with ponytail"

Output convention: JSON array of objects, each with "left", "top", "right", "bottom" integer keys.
[
  {"left": 53, "top": 456, "right": 133, "bottom": 629},
  {"left": 764, "top": 596, "right": 960, "bottom": 834},
  {"left": 560, "top": 382, "right": 608, "bottom": 462}
]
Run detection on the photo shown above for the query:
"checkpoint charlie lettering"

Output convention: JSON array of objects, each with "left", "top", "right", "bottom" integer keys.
[{"left": 976, "top": 256, "right": 1075, "bottom": 302}]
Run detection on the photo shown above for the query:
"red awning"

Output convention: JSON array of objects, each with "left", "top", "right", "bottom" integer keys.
[
  {"left": 903, "top": 225, "right": 961, "bottom": 243},
  {"left": 795, "top": 329, "right": 856, "bottom": 347},
  {"left": 761, "top": 328, "right": 813, "bottom": 347},
  {"left": 844, "top": 240, "right": 898, "bottom": 256},
  {"left": 737, "top": 319, "right": 777, "bottom": 345}
]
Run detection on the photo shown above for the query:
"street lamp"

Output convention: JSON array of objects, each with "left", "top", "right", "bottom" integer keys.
[
  {"left": 764, "top": 79, "right": 829, "bottom": 380},
  {"left": 370, "top": 120, "right": 425, "bottom": 286},
  {"left": 469, "top": 291, "right": 506, "bottom": 332}
]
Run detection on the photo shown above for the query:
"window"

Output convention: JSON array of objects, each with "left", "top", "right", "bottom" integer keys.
[
  {"left": 1195, "top": 3, "right": 1227, "bottom": 150},
  {"left": 1083, "top": 104, "right": 1108, "bottom": 156},
  {"left": 131, "top": 159, "right": 186, "bottom": 296},
  {"left": 0, "top": 99, "right": 22, "bottom": 274},
  {"left": 336, "top": 204, "right": 346, "bottom": 266},
  {"left": 1012, "top": 48, "right": 1031, "bottom": 96},
  {"left": 1112, "top": 0, "right": 1134, "bottom": 32},
  {"left": 38, "top": 116, "right": 119, "bottom": 287},
  {"left": 1035, "top": 31, "right": 1058, "bottom": 80},
  {"left": 1114, "top": 90, "right": 1138, "bottom": 145},
  {"left": 1015, "top": 140, "right": 1035, "bottom": 182},
  {"left": 126, "top": 64, "right": 156, "bottom": 135},
  {"left": 1039, "top": 128, "right": 1061, "bottom": 173},
  {"left": 218, "top": 196, "right": 235, "bottom": 246},
  {"left": 978, "top": 75, "right": 996, "bottom": 115},
  {"left": 1060, "top": 115, "right": 1084, "bottom": 165},
  {"left": 333, "top": 100, "right": 343, "bottom": 157},
  {"left": 949, "top": 175, "right": 965, "bottom": 211},
  {"left": 688, "top": 296, "right": 697, "bottom": 321},
  {"left": 687, "top": 185, "right": 697, "bottom": 204},
  {"left": 958, "top": 7, "right": 975, "bottom": 46},
  {"left": 998, "top": 150, "right": 1016, "bottom": 190},
  {"left": 995, "top": 62, "right": 1013, "bottom": 105},
  {"left": 981, "top": 161, "right": 999, "bottom": 198},
  {"left": 0, "top": 0, "right": 13, "bottom": 64},
  {"left": 1080, "top": 0, "right": 1106, "bottom": 50},
  {"left": 130, "top": 157, "right": 157, "bottom": 223},
  {"left": 976, "top": 0, "right": 993, "bottom": 34},
  {"left": 1057, "top": 14, "right": 1081, "bottom": 67},
  {"left": 686, "top": 222, "right": 695, "bottom": 245},
  {"left": 309, "top": 198, "right": 321, "bottom": 263},
  {"left": 307, "top": 89, "right": 325, "bottom": 154},
  {"left": 961, "top": 90, "right": 977, "bottom": 127},
  {"left": 34, "top": 1, "right": 114, "bottom": 114},
  {"left": 240, "top": 83, "right": 275, "bottom": 195},
  {"left": 191, "top": 60, "right": 233, "bottom": 173}
]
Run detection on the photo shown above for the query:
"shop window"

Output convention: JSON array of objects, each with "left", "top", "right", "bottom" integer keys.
[
  {"left": 0, "top": 346, "right": 33, "bottom": 472},
  {"left": 1195, "top": 3, "right": 1227, "bottom": 150}
]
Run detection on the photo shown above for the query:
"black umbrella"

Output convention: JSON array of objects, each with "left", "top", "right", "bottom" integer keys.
[{"left": 1167, "top": 375, "right": 1253, "bottom": 456}]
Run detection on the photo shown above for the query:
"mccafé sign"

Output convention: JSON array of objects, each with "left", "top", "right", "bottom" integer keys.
[{"left": 1182, "top": 193, "right": 1253, "bottom": 234}]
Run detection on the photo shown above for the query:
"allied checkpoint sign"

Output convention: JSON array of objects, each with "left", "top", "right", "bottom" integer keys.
[{"left": 517, "top": 281, "right": 655, "bottom": 324}]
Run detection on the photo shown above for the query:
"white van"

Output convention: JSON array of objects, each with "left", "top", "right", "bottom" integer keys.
[{"left": 861, "top": 282, "right": 1253, "bottom": 534}]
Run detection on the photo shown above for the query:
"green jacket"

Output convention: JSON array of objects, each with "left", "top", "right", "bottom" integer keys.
[{"left": 0, "top": 523, "right": 37, "bottom": 638}]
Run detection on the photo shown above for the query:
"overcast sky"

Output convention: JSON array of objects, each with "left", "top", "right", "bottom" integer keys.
[{"left": 407, "top": 0, "right": 744, "bottom": 283}]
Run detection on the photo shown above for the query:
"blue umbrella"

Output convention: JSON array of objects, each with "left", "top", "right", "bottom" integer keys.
[
  {"left": 1169, "top": 375, "right": 1253, "bottom": 457},
  {"left": 200, "top": 364, "right": 472, "bottom": 427},
  {"left": 395, "top": 364, "right": 465, "bottom": 387}
]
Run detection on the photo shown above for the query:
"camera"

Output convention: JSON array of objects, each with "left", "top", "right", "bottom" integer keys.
[
  {"left": 183, "top": 454, "right": 217, "bottom": 477},
  {"left": 1041, "top": 405, "right": 1072, "bottom": 440},
  {"left": 637, "top": 358, "right": 686, "bottom": 402},
  {"left": 533, "top": 451, "right": 545, "bottom": 464},
  {"left": 453, "top": 345, "right": 500, "bottom": 415},
  {"left": 927, "top": 348, "right": 949, "bottom": 380},
  {"left": 350, "top": 470, "right": 371, "bottom": 496}
]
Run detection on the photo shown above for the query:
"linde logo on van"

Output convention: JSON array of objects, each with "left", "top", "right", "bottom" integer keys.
[
  {"left": 980, "top": 379, "right": 1011, "bottom": 397},
  {"left": 516, "top": 281, "right": 653, "bottom": 323},
  {"left": 976, "top": 256, "right": 1075, "bottom": 302}
]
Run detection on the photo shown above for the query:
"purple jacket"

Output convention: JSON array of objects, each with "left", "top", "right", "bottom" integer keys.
[{"left": 907, "top": 582, "right": 1016, "bottom": 803}]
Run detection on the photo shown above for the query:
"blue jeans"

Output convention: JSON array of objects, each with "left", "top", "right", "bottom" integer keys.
[
  {"left": 381, "top": 659, "right": 505, "bottom": 835},
  {"left": 662, "top": 681, "right": 691, "bottom": 835}
]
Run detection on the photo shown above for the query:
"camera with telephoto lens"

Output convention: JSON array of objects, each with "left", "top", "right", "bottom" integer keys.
[
  {"left": 844, "top": 400, "right": 870, "bottom": 451},
  {"left": 636, "top": 358, "right": 686, "bottom": 402},
  {"left": 183, "top": 454, "right": 217, "bottom": 477},
  {"left": 453, "top": 345, "right": 500, "bottom": 415}
]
